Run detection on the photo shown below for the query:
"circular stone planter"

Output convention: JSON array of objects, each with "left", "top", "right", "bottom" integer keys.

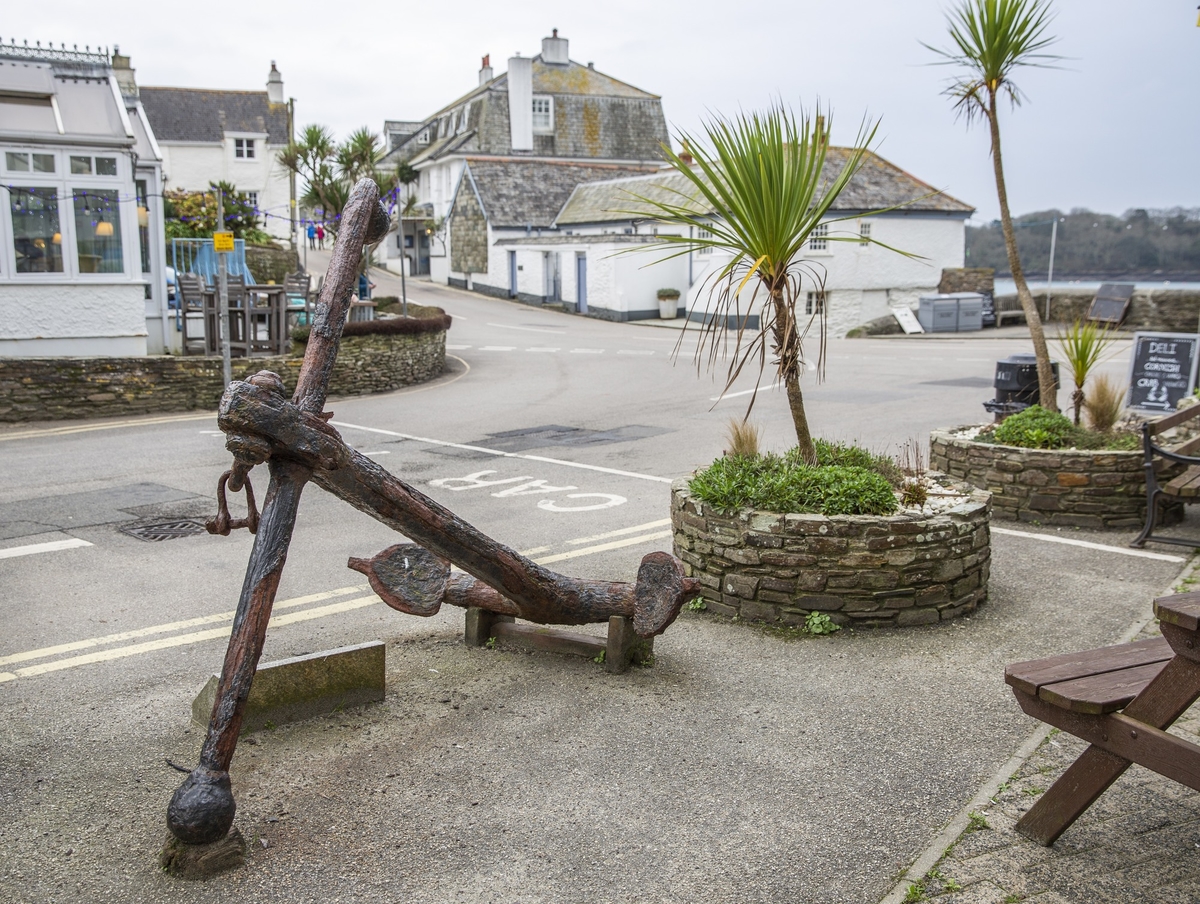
[
  {"left": 929, "top": 429, "right": 1162, "bottom": 530},
  {"left": 670, "top": 477, "right": 991, "bottom": 629}
]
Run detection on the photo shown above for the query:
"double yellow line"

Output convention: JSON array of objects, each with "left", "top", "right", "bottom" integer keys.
[{"left": 0, "top": 519, "right": 673, "bottom": 684}]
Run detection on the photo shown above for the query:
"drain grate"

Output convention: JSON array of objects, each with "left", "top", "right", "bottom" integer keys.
[{"left": 120, "top": 519, "right": 208, "bottom": 542}]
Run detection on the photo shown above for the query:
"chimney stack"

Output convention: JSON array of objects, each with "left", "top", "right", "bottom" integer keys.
[
  {"left": 541, "top": 28, "right": 569, "bottom": 65},
  {"left": 479, "top": 54, "right": 493, "bottom": 86},
  {"left": 111, "top": 45, "right": 138, "bottom": 98},
  {"left": 266, "top": 61, "right": 284, "bottom": 105},
  {"left": 507, "top": 54, "right": 533, "bottom": 151}
]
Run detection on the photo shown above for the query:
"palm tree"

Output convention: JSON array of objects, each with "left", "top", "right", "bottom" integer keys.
[
  {"left": 926, "top": 0, "right": 1061, "bottom": 410},
  {"left": 278, "top": 126, "right": 401, "bottom": 237},
  {"left": 628, "top": 104, "right": 880, "bottom": 465}
]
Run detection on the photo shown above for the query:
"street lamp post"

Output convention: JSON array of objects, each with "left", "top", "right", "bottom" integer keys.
[{"left": 1045, "top": 217, "right": 1059, "bottom": 321}]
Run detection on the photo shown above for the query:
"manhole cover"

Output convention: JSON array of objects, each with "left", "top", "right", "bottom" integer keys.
[{"left": 120, "top": 520, "right": 208, "bottom": 541}]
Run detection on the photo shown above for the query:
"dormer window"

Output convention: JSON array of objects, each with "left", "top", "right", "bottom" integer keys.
[
  {"left": 234, "top": 138, "right": 255, "bottom": 159},
  {"left": 417, "top": 129, "right": 430, "bottom": 145},
  {"left": 532, "top": 96, "right": 553, "bottom": 133}
]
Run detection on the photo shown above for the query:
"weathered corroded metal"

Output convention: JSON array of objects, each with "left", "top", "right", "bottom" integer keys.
[
  {"left": 166, "top": 177, "right": 696, "bottom": 848},
  {"left": 348, "top": 544, "right": 694, "bottom": 637}
]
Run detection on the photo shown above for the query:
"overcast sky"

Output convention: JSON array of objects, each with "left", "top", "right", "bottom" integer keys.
[{"left": 7, "top": 1, "right": 1196, "bottom": 223}]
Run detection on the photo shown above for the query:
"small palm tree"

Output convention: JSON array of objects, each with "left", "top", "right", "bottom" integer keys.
[
  {"left": 628, "top": 104, "right": 880, "bottom": 465},
  {"left": 926, "top": 0, "right": 1062, "bottom": 410}
]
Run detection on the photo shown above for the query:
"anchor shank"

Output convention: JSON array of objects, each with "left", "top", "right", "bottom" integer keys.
[{"left": 314, "top": 453, "right": 633, "bottom": 626}]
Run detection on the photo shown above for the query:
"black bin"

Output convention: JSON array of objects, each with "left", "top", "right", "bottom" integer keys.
[{"left": 983, "top": 353, "right": 1060, "bottom": 420}]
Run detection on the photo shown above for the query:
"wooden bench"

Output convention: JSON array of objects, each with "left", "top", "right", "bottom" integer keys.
[
  {"left": 994, "top": 295, "right": 1026, "bottom": 327},
  {"left": 1005, "top": 592, "right": 1200, "bottom": 845},
  {"left": 1131, "top": 403, "right": 1200, "bottom": 548}
]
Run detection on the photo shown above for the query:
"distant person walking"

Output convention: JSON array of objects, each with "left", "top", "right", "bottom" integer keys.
[
  {"left": 316, "top": 224, "right": 326, "bottom": 250},
  {"left": 307, "top": 223, "right": 316, "bottom": 250}
]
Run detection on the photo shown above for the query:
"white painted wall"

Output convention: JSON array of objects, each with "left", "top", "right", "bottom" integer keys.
[
  {"left": 0, "top": 283, "right": 147, "bottom": 356},
  {"left": 159, "top": 139, "right": 292, "bottom": 239},
  {"left": 614, "top": 252, "right": 687, "bottom": 318},
  {"left": 684, "top": 214, "right": 965, "bottom": 337}
]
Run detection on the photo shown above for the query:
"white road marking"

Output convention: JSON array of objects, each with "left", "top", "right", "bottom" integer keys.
[
  {"left": 0, "top": 538, "right": 93, "bottom": 560},
  {"left": 534, "top": 530, "right": 672, "bottom": 565},
  {"left": 479, "top": 346, "right": 516, "bottom": 351},
  {"left": 487, "top": 322, "right": 565, "bottom": 334},
  {"left": 710, "top": 387, "right": 767, "bottom": 401},
  {"left": 991, "top": 527, "right": 1186, "bottom": 562},
  {"left": 537, "top": 493, "right": 627, "bottom": 512},
  {"left": 360, "top": 450, "right": 391, "bottom": 456},
  {"left": 526, "top": 347, "right": 561, "bottom": 352},
  {"left": 566, "top": 518, "right": 672, "bottom": 545},
  {"left": 570, "top": 348, "right": 605, "bottom": 354},
  {"left": 617, "top": 350, "right": 655, "bottom": 355},
  {"left": 331, "top": 420, "right": 674, "bottom": 484},
  {"left": 446, "top": 344, "right": 471, "bottom": 350}
]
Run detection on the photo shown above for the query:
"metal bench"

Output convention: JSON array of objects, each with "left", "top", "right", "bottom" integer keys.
[
  {"left": 1131, "top": 404, "right": 1200, "bottom": 548},
  {"left": 1005, "top": 592, "right": 1200, "bottom": 845}
]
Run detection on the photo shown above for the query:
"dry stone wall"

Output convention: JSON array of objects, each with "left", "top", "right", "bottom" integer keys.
[
  {"left": 671, "top": 479, "right": 991, "bottom": 629},
  {"left": 929, "top": 430, "right": 1152, "bottom": 529},
  {"left": 0, "top": 330, "right": 446, "bottom": 423}
]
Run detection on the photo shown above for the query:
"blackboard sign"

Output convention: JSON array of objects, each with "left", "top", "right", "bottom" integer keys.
[{"left": 1126, "top": 332, "right": 1200, "bottom": 412}]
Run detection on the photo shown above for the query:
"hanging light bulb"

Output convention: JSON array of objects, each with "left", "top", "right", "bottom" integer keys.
[
  {"left": 137, "top": 205, "right": 149, "bottom": 228},
  {"left": 95, "top": 215, "right": 113, "bottom": 237},
  {"left": 52, "top": 231, "right": 62, "bottom": 244}
]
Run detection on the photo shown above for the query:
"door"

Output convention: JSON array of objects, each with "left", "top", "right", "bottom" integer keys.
[
  {"left": 508, "top": 250, "right": 517, "bottom": 298},
  {"left": 576, "top": 253, "right": 588, "bottom": 314}
]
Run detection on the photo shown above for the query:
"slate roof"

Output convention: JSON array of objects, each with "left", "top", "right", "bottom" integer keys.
[
  {"left": 556, "top": 148, "right": 974, "bottom": 225},
  {"left": 384, "top": 56, "right": 667, "bottom": 166},
  {"left": 139, "top": 87, "right": 289, "bottom": 143},
  {"left": 456, "top": 158, "right": 661, "bottom": 228}
]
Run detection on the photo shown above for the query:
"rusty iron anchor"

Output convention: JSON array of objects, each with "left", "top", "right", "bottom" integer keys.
[{"left": 166, "top": 178, "right": 697, "bottom": 848}]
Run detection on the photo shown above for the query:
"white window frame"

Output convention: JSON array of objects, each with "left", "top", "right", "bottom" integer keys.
[
  {"left": 859, "top": 221, "right": 871, "bottom": 245},
  {"left": 696, "top": 225, "right": 713, "bottom": 256},
  {"left": 805, "top": 291, "right": 826, "bottom": 315},
  {"left": 809, "top": 222, "right": 829, "bottom": 252},
  {"left": 245, "top": 191, "right": 259, "bottom": 210},
  {"left": 532, "top": 96, "right": 554, "bottom": 133},
  {"left": 0, "top": 147, "right": 137, "bottom": 282},
  {"left": 417, "top": 129, "right": 430, "bottom": 145},
  {"left": 234, "top": 138, "right": 256, "bottom": 159}
]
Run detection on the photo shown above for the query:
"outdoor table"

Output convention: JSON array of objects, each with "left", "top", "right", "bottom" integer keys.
[
  {"left": 1005, "top": 592, "right": 1200, "bottom": 844},
  {"left": 200, "top": 285, "right": 287, "bottom": 357}
]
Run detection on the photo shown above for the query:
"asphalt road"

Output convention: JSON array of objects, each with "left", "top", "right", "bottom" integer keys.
[{"left": 0, "top": 266, "right": 1189, "bottom": 903}]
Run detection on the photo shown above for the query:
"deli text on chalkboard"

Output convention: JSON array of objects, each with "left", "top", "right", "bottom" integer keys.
[{"left": 1126, "top": 332, "right": 1200, "bottom": 413}]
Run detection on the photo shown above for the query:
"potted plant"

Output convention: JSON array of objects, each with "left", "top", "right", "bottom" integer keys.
[
  {"left": 627, "top": 104, "right": 991, "bottom": 627},
  {"left": 657, "top": 288, "right": 681, "bottom": 319}
]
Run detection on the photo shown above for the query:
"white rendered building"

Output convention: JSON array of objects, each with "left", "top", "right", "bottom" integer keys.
[
  {"left": 0, "top": 41, "right": 170, "bottom": 356},
  {"left": 141, "top": 64, "right": 294, "bottom": 243}
]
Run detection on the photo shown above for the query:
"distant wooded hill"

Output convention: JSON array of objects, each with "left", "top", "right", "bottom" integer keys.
[{"left": 965, "top": 208, "right": 1200, "bottom": 278}]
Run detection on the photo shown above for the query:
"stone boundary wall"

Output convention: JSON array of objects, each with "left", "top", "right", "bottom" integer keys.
[
  {"left": 929, "top": 430, "right": 1149, "bottom": 529},
  {"left": 993, "top": 287, "right": 1200, "bottom": 332},
  {"left": 0, "top": 330, "right": 446, "bottom": 423},
  {"left": 671, "top": 478, "right": 991, "bottom": 629}
]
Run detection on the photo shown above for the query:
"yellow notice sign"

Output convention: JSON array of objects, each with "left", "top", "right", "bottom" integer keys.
[{"left": 212, "top": 232, "right": 234, "bottom": 252}]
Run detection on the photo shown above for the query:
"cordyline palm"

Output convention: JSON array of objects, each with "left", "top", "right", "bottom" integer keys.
[
  {"left": 926, "top": 0, "right": 1061, "bottom": 410},
  {"left": 627, "top": 105, "right": 879, "bottom": 465},
  {"left": 279, "top": 126, "right": 400, "bottom": 236}
]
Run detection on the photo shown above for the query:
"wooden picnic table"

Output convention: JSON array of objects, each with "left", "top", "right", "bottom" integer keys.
[{"left": 1005, "top": 592, "right": 1200, "bottom": 845}]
